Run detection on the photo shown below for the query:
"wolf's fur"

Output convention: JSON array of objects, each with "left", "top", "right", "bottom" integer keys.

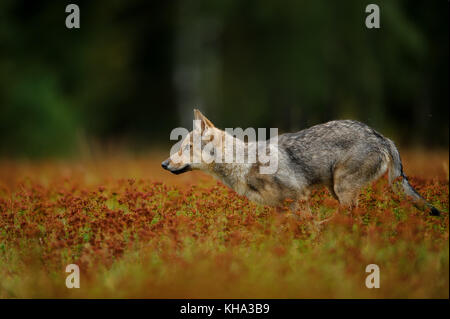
[{"left": 162, "top": 110, "right": 441, "bottom": 216}]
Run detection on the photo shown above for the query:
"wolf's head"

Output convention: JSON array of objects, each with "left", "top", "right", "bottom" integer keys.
[{"left": 161, "top": 109, "right": 225, "bottom": 175}]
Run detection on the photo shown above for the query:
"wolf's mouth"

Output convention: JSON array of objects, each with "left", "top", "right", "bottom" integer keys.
[{"left": 169, "top": 165, "right": 192, "bottom": 175}]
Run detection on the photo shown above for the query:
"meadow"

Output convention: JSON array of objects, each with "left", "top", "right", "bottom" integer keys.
[{"left": 0, "top": 149, "right": 448, "bottom": 298}]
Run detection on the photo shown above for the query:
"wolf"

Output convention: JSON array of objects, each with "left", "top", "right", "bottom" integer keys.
[{"left": 162, "top": 109, "right": 441, "bottom": 217}]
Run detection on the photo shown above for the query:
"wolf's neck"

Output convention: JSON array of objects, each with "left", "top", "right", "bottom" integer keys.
[
  {"left": 209, "top": 162, "right": 251, "bottom": 195},
  {"left": 208, "top": 134, "right": 252, "bottom": 194}
]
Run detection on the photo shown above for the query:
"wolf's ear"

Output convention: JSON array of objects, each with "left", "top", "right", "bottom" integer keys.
[{"left": 193, "top": 109, "right": 215, "bottom": 131}]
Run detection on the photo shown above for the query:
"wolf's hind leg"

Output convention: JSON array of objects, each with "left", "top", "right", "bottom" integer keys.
[
  {"left": 333, "top": 168, "right": 362, "bottom": 207},
  {"left": 333, "top": 184, "right": 359, "bottom": 208},
  {"left": 333, "top": 154, "right": 387, "bottom": 208},
  {"left": 326, "top": 185, "right": 339, "bottom": 200}
]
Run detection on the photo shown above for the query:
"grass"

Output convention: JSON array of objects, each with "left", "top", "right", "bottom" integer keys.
[{"left": 0, "top": 149, "right": 448, "bottom": 298}]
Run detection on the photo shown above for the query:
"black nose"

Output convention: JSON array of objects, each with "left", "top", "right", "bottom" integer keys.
[{"left": 161, "top": 160, "right": 169, "bottom": 170}]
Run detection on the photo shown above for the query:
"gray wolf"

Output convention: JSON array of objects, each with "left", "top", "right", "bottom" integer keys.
[{"left": 162, "top": 109, "right": 441, "bottom": 217}]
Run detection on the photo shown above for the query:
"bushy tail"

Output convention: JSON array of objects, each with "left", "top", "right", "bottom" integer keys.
[{"left": 386, "top": 139, "right": 441, "bottom": 216}]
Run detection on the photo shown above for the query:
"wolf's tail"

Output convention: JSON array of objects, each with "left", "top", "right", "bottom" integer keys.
[{"left": 386, "top": 138, "right": 441, "bottom": 216}]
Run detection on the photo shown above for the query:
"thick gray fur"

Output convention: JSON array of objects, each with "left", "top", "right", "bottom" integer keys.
[{"left": 275, "top": 120, "right": 440, "bottom": 215}]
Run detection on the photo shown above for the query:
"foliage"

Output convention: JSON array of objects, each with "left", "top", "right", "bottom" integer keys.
[{"left": 0, "top": 152, "right": 448, "bottom": 298}]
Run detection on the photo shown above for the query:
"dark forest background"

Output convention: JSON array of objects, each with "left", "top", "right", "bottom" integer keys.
[{"left": 0, "top": 0, "right": 448, "bottom": 158}]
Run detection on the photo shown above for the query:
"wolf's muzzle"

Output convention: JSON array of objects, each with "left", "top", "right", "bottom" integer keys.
[
  {"left": 161, "top": 159, "right": 170, "bottom": 170},
  {"left": 170, "top": 165, "right": 191, "bottom": 175},
  {"left": 161, "top": 159, "right": 191, "bottom": 175},
  {"left": 169, "top": 165, "right": 191, "bottom": 175}
]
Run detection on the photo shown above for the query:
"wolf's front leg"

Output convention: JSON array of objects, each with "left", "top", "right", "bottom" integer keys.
[
  {"left": 274, "top": 199, "right": 304, "bottom": 220},
  {"left": 287, "top": 191, "right": 333, "bottom": 230},
  {"left": 273, "top": 189, "right": 315, "bottom": 222},
  {"left": 286, "top": 190, "right": 314, "bottom": 221},
  {"left": 293, "top": 199, "right": 314, "bottom": 220}
]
